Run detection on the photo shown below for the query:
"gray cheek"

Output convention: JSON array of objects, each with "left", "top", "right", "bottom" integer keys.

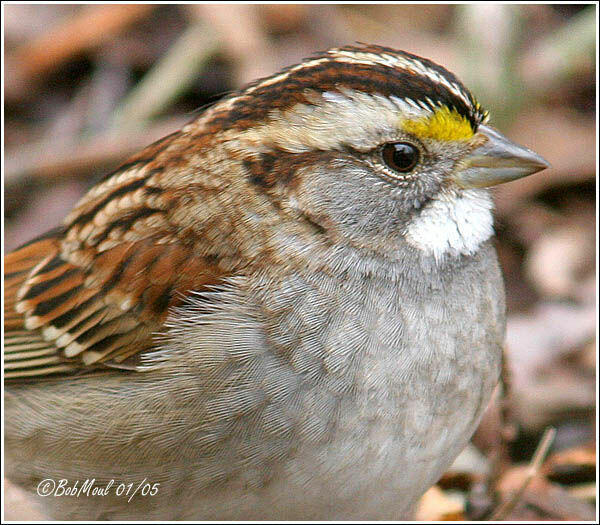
[{"left": 292, "top": 162, "right": 412, "bottom": 246}]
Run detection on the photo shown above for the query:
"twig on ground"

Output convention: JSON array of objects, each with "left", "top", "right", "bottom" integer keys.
[{"left": 489, "top": 427, "right": 557, "bottom": 520}]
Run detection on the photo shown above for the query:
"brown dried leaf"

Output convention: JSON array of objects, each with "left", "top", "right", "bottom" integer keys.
[
  {"left": 415, "top": 485, "right": 466, "bottom": 521},
  {"left": 525, "top": 222, "right": 596, "bottom": 301},
  {"left": 5, "top": 5, "right": 154, "bottom": 99}
]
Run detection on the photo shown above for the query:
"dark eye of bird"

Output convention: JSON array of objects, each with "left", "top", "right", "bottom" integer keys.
[{"left": 381, "top": 142, "right": 420, "bottom": 173}]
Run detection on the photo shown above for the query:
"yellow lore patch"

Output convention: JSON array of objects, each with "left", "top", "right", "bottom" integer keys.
[{"left": 402, "top": 106, "right": 474, "bottom": 142}]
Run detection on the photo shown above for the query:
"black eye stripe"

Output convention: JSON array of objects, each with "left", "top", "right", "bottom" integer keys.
[{"left": 381, "top": 142, "right": 420, "bottom": 173}]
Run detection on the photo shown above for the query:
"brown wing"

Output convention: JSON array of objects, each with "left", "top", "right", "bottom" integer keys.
[
  {"left": 4, "top": 133, "right": 236, "bottom": 380},
  {"left": 4, "top": 231, "right": 225, "bottom": 379},
  {"left": 5, "top": 233, "right": 77, "bottom": 377}
]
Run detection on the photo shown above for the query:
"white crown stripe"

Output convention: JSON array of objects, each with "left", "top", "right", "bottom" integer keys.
[
  {"left": 200, "top": 48, "right": 484, "bottom": 128},
  {"left": 247, "top": 51, "right": 475, "bottom": 108}
]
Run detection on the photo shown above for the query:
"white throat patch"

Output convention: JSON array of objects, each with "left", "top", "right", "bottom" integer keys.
[{"left": 405, "top": 189, "right": 494, "bottom": 262}]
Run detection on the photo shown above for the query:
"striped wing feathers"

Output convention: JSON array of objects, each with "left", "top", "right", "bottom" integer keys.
[
  {"left": 4, "top": 231, "right": 223, "bottom": 379},
  {"left": 4, "top": 145, "right": 228, "bottom": 379}
]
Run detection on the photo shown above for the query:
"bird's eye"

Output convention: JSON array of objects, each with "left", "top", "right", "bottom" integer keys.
[{"left": 381, "top": 142, "right": 420, "bottom": 173}]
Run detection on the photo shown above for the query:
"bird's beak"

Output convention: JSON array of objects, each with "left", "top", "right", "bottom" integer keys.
[{"left": 454, "top": 124, "right": 550, "bottom": 189}]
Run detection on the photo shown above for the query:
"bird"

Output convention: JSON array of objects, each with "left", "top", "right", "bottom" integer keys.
[{"left": 4, "top": 44, "right": 549, "bottom": 520}]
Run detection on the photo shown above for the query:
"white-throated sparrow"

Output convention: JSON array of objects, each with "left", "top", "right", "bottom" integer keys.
[{"left": 4, "top": 44, "right": 549, "bottom": 520}]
